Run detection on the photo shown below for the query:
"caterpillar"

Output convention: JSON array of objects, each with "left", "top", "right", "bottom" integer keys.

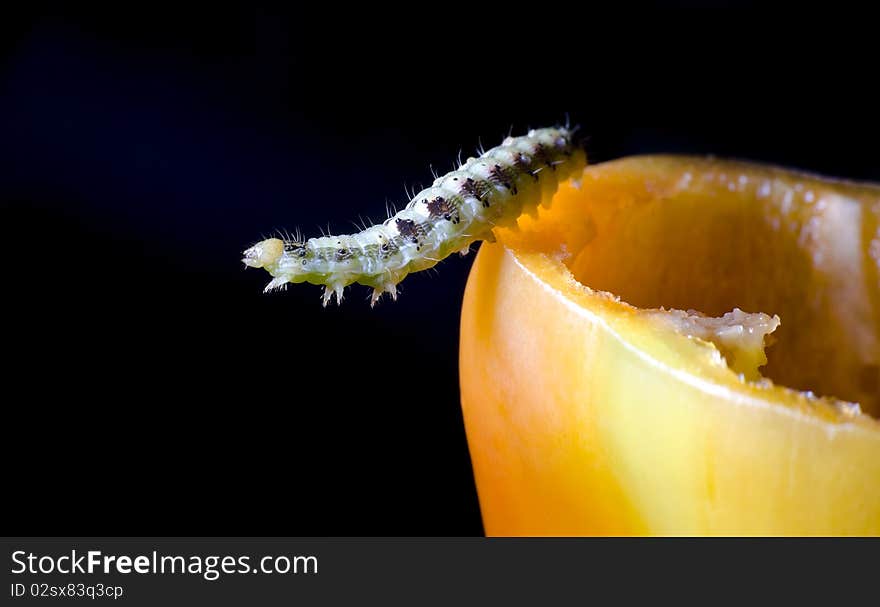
[{"left": 242, "top": 126, "right": 587, "bottom": 306}]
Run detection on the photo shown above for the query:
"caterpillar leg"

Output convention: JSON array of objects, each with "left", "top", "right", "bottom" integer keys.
[
  {"left": 264, "top": 276, "right": 289, "bottom": 293},
  {"left": 369, "top": 282, "right": 399, "bottom": 308},
  {"left": 322, "top": 285, "right": 347, "bottom": 307}
]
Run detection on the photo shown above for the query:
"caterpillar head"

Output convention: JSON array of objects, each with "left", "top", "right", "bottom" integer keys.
[
  {"left": 243, "top": 237, "right": 313, "bottom": 293},
  {"left": 242, "top": 237, "right": 284, "bottom": 269}
]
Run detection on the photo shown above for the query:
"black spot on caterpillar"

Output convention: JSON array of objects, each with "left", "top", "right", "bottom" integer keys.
[
  {"left": 394, "top": 217, "right": 423, "bottom": 244},
  {"left": 242, "top": 126, "right": 587, "bottom": 307},
  {"left": 489, "top": 164, "right": 518, "bottom": 194},
  {"left": 460, "top": 177, "right": 493, "bottom": 208},
  {"left": 425, "top": 196, "right": 459, "bottom": 223}
]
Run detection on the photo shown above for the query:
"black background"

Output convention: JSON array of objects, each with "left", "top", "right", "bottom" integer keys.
[{"left": 3, "top": 5, "right": 877, "bottom": 535}]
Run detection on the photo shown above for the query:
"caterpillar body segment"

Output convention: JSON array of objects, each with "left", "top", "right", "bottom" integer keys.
[{"left": 242, "top": 127, "right": 587, "bottom": 306}]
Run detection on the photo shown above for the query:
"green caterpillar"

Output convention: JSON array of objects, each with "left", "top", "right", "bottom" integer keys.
[{"left": 242, "top": 126, "right": 587, "bottom": 306}]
